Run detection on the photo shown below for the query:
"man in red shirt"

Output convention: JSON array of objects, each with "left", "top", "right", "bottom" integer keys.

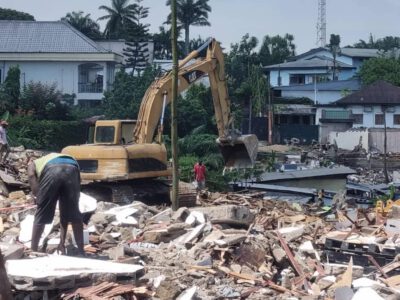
[{"left": 193, "top": 161, "right": 206, "bottom": 191}]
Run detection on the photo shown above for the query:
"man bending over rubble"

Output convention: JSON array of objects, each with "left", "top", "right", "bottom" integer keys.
[{"left": 27, "top": 153, "right": 85, "bottom": 256}]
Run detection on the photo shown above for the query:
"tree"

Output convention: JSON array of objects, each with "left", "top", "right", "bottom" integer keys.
[
  {"left": 328, "top": 34, "right": 341, "bottom": 80},
  {"left": 153, "top": 26, "right": 173, "bottom": 59},
  {"left": 1, "top": 66, "right": 21, "bottom": 112},
  {"left": 19, "top": 82, "right": 69, "bottom": 120},
  {"left": 123, "top": 0, "right": 150, "bottom": 75},
  {"left": 165, "top": 0, "right": 211, "bottom": 55},
  {"left": 259, "top": 34, "right": 296, "bottom": 66},
  {"left": 98, "top": 0, "right": 139, "bottom": 39},
  {"left": 61, "top": 11, "right": 102, "bottom": 40},
  {"left": 359, "top": 57, "right": 400, "bottom": 86},
  {"left": 0, "top": 7, "right": 34, "bottom": 20},
  {"left": 102, "top": 66, "right": 159, "bottom": 118},
  {"left": 177, "top": 84, "right": 210, "bottom": 137}
]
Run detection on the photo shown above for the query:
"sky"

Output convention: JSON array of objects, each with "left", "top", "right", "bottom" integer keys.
[{"left": 2, "top": 0, "right": 400, "bottom": 53}]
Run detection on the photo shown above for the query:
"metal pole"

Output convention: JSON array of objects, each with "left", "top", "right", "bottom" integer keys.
[
  {"left": 268, "top": 75, "right": 273, "bottom": 144},
  {"left": 383, "top": 106, "right": 389, "bottom": 183},
  {"left": 170, "top": 0, "right": 179, "bottom": 210}
]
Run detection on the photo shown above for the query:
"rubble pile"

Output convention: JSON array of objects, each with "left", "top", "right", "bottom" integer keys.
[
  {"left": 1, "top": 147, "right": 400, "bottom": 299},
  {"left": 1, "top": 187, "right": 400, "bottom": 299}
]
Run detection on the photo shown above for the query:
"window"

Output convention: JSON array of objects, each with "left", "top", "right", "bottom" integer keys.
[
  {"left": 292, "top": 116, "right": 300, "bottom": 124},
  {"left": 394, "top": 114, "right": 400, "bottom": 125},
  {"left": 95, "top": 126, "right": 115, "bottom": 143},
  {"left": 375, "top": 114, "right": 384, "bottom": 125},
  {"left": 289, "top": 74, "right": 305, "bottom": 85},
  {"left": 353, "top": 114, "right": 363, "bottom": 124},
  {"left": 302, "top": 116, "right": 311, "bottom": 124}
]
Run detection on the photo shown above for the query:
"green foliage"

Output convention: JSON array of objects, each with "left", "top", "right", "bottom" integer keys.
[
  {"left": 177, "top": 84, "right": 213, "bottom": 137},
  {"left": 19, "top": 82, "right": 69, "bottom": 120},
  {"left": 359, "top": 57, "right": 400, "bottom": 86},
  {"left": 165, "top": 0, "right": 211, "bottom": 54},
  {"left": 61, "top": 11, "right": 102, "bottom": 39},
  {"left": 123, "top": 0, "right": 151, "bottom": 75},
  {"left": 0, "top": 65, "right": 21, "bottom": 112},
  {"left": 0, "top": 7, "right": 35, "bottom": 20},
  {"left": 178, "top": 133, "right": 219, "bottom": 157},
  {"left": 178, "top": 155, "right": 198, "bottom": 182},
  {"left": 98, "top": 0, "right": 140, "bottom": 39},
  {"left": 258, "top": 34, "right": 296, "bottom": 66},
  {"left": 102, "top": 66, "right": 159, "bottom": 119},
  {"left": 353, "top": 35, "right": 400, "bottom": 52},
  {"left": 7, "top": 116, "right": 86, "bottom": 150}
]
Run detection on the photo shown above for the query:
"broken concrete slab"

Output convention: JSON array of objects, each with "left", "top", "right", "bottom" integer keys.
[
  {"left": 176, "top": 286, "right": 198, "bottom": 300},
  {"left": 0, "top": 243, "right": 24, "bottom": 260},
  {"left": 352, "top": 287, "right": 384, "bottom": 300},
  {"left": 19, "top": 215, "right": 53, "bottom": 248},
  {"left": 324, "top": 263, "right": 364, "bottom": 279},
  {"left": 174, "top": 224, "right": 206, "bottom": 244},
  {"left": 190, "top": 205, "right": 254, "bottom": 226},
  {"left": 6, "top": 255, "right": 144, "bottom": 291}
]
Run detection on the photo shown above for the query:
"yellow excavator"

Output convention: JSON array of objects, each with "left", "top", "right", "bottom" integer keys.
[{"left": 62, "top": 38, "right": 258, "bottom": 203}]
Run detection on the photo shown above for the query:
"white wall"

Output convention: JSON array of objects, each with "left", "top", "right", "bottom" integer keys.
[
  {"left": 328, "top": 129, "right": 369, "bottom": 151},
  {"left": 4, "top": 61, "right": 110, "bottom": 103},
  {"left": 350, "top": 105, "right": 400, "bottom": 129},
  {"left": 283, "top": 90, "right": 344, "bottom": 105}
]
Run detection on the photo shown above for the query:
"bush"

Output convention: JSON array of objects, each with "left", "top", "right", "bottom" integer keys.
[{"left": 8, "top": 116, "right": 87, "bottom": 151}]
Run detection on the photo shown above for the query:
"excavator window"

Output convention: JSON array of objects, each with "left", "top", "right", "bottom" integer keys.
[{"left": 95, "top": 126, "right": 115, "bottom": 144}]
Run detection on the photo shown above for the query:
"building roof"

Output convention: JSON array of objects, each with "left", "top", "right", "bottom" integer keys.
[
  {"left": 276, "top": 104, "right": 315, "bottom": 115},
  {"left": 335, "top": 80, "right": 400, "bottom": 105},
  {"left": 340, "top": 48, "right": 380, "bottom": 58},
  {"left": 287, "top": 47, "right": 328, "bottom": 61},
  {"left": 264, "top": 57, "right": 354, "bottom": 70},
  {"left": 274, "top": 79, "right": 361, "bottom": 92},
  {"left": 288, "top": 47, "right": 379, "bottom": 62},
  {"left": 0, "top": 21, "right": 108, "bottom": 53}
]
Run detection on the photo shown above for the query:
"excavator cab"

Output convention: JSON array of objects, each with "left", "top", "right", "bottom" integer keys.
[{"left": 92, "top": 120, "right": 136, "bottom": 145}]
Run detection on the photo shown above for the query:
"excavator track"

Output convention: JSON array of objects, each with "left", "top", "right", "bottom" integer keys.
[{"left": 81, "top": 179, "right": 197, "bottom": 207}]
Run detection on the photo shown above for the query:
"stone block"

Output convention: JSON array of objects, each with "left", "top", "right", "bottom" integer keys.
[
  {"left": 0, "top": 243, "right": 24, "bottom": 260},
  {"left": 190, "top": 205, "right": 254, "bottom": 226}
]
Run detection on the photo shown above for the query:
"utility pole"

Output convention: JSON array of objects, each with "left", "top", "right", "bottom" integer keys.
[
  {"left": 383, "top": 106, "right": 389, "bottom": 183},
  {"left": 268, "top": 76, "right": 273, "bottom": 144},
  {"left": 170, "top": 0, "right": 179, "bottom": 210}
]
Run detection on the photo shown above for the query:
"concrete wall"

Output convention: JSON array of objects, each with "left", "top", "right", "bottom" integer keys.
[
  {"left": 350, "top": 105, "right": 400, "bottom": 129},
  {"left": 369, "top": 128, "right": 400, "bottom": 153},
  {"left": 3, "top": 61, "right": 114, "bottom": 104},
  {"left": 328, "top": 129, "right": 369, "bottom": 151},
  {"left": 319, "top": 123, "right": 352, "bottom": 143}
]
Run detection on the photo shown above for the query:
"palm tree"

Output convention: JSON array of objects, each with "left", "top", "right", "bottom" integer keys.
[
  {"left": 61, "top": 11, "right": 102, "bottom": 39},
  {"left": 98, "top": 0, "right": 138, "bottom": 39},
  {"left": 166, "top": 0, "right": 211, "bottom": 55}
]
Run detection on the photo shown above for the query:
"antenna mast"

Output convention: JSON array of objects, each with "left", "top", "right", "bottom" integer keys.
[{"left": 316, "top": 0, "right": 326, "bottom": 47}]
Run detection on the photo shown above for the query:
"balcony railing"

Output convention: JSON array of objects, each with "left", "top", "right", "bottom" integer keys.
[{"left": 78, "top": 82, "right": 103, "bottom": 93}]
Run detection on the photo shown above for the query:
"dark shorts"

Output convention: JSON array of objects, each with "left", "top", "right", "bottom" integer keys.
[{"left": 34, "top": 164, "right": 82, "bottom": 225}]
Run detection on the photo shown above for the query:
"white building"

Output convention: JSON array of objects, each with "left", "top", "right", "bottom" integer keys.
[{"left": 0, "top": 21, "right": 123, "bottom": 105}]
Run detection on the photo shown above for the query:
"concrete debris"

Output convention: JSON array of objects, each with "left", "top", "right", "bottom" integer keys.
[
  {"left": 2, "top": 147, "right": 400, "bottom": 299},
  {"left": 6, "top": 255, "right": 144, "bottom": 290}
]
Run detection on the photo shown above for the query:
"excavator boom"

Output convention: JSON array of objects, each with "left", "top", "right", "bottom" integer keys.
[{"left": 134, "top": 38, "right": 258, "bottom": 168}]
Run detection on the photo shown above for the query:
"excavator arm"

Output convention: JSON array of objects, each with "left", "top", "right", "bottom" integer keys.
[{"left": 133, "top": 38, "right": 258, "bottom": 168}]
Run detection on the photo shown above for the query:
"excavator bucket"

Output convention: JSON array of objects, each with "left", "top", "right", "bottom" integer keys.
[{"left": 217, "top": 134, "right": 258, "bottom": 168}]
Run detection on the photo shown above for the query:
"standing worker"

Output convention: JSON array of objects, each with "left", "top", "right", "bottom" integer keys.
[
  {"left": 193, "top": 160, "right": 206, "bottom": 191},
  {"left": 0, "top": 120, "right": 10, "bottom": 162},
  {"left": 27, "top": 153, "right": 84, "bottom": 255}
]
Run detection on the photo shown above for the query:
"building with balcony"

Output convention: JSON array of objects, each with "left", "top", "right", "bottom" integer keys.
[{"left": 0, "top": 21, "right": 123, "bottom": 105}]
